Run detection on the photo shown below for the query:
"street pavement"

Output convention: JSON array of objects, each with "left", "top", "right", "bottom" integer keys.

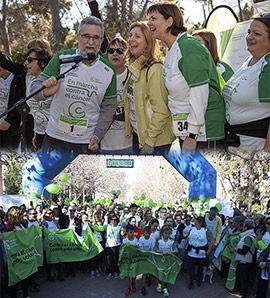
[{"left": 24, "top": 269, "right": 248, "bottom": 298}]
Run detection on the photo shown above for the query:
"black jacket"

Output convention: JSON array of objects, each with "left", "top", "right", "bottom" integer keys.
[{"left": 58, "top": 204, "right": 82, "bottom": 236}]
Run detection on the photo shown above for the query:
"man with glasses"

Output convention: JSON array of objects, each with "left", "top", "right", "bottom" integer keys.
[{"left": 30, "top": 16, "right": 117, "bottom": 153}]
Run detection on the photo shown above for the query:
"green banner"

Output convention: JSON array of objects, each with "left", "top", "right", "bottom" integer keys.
[
  {"left": 118, "top": 243, "right": 182, "bottom": 284},
  {"left": 189, "top": 197, "right": 212, "bottom": 215},
  {"left": 3, "top": 226, "right": 43, "bottom": 286},
  {"left": 44, "top": 226, "right": 103, "bottom": 264}
]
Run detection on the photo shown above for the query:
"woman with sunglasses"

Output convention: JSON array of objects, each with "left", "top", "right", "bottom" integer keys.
[
  {"left": 91, "top": 213, "right": 123, "bottom": 279},
  {"left": 0, "top": 39, "right": 52, "bottom": 151},
  {"left": 124, "top": 21, "right": 175, "bottom": 155},
  {"left": 100, "top": 37, "right": 133, "bottom": 154},
  {"left": 25, "top": 48, "right": 53, "bottom": 150},
  {"left": 223, "top": 13, "right": 270, "bottom": 152},
  {"left": 147, "top": 2, "right": 226, "bottom": 152}
]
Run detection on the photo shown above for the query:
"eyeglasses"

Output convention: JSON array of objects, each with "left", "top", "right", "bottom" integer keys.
[
  {"left": 111, "top": 218, "right": 117, "bottom": 221},
  {"left": 25, "top": 57, "right": 39, "bottom": 63},
  {"left": 69, "top": 210, "right": 75, "bottom": 212},
  {"left": 107, "top": 48, "right": 125, "bottom": 55},
  {"left": 79, "top": 34, "right": 103, "bottom": 42}
]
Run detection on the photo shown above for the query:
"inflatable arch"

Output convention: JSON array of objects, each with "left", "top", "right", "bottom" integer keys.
[{"left": 22, "top": 146, "right": 217, "bottom": 207}]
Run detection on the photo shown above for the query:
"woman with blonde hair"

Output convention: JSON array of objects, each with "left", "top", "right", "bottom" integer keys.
[{"left": 124, "top": 21, "right": 175, "bottom": 155}]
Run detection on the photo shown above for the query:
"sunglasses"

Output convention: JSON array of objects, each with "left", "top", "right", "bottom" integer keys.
[
  {"left": 25, "top": 57, "right": 39, "bottom": 63},
  {"left": 107, "top": 48, "right": 125, "bottom": 55},
  {"left": 111, "top": 218, "right": 117, "bottom": 221},
  {"left": 30, "top": 213, "right": 37, "bottom": 215},
  {"left": 69, "top": 210, "right": 75, "bottom": 212},
  {"left": 47, "top": 212, "right": 53, "bottom": 215}
]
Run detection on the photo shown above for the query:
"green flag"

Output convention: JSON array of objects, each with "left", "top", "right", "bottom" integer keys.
[
  {"left": 220, "top": 231, "right": 241, "bottom": 291},
  {"left": 221, "top": 231, "right": 241, "bottom": 262},
  {"left": 44, "top": 226, "right": 103, "bottom": 264},
  {"left": 118, "top": 243, "right": 182, "bottom": 284},
  {"left": 3, "top": 226, "right": 43, "bottom": 286}
]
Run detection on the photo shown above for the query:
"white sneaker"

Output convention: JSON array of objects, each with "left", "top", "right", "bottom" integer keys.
[
  {"left": 106, "top": 273, "right": 113, "bottom": 280},
  {"left": 156, "top": 283, "right": 162, "bottom": 293},
  {"left": 114, "top": 272, "right": 119, "bottom": 279},
  {"left": 90, "top": 271, "right": 95, "bottom": 279},
  {"left": 95, "top": 269, "right": 101, "bottom": 277},
  {"left": 163, "top": 288, "right": 169, "bottom": 297}
]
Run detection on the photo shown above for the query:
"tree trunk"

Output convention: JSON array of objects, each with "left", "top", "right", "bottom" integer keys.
[
  {"left": 138, "top": 0, "right": 149, "bottom": 21},
  {"left": 0, "top": 0, "right": 11, "bottom": 56},
  {"left": 237, "top": 0, "right": 243, "bottom": 22},
  {"left": 46, "top": 0, "right": 68, "bottom": 51},
  {"left": 128, "top": 0, "right": 133, "bottom": 21}
]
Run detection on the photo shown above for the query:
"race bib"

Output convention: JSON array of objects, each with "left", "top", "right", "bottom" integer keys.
[
  {"left": 173, "top": 113, "right": 205, "bottom": 137},
  {"left": 173, "top": 113, "right": 189, "bottom": 137},
  {"left": 57, "top": 115, "right": 88, "bottom": 136}
]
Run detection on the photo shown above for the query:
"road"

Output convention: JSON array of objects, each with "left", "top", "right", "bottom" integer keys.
[{"left": 21, "top": 269, "right": 248, "bottom": 298}]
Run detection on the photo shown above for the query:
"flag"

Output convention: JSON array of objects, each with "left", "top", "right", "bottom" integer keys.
[
  {"left": 118, "top": 243, "right": 181, "bottom": 284},
  {"left": 3, "top": 226, "right": 43, "bottom": 286},
  {"left": 44, "top": 226, "right": 103, "bottom": 264}
]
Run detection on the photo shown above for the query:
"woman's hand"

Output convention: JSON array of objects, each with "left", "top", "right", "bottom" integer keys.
[
  {"left": 182, "top": 137, "right": 196, "bottom": 153},
  {"left": 140, "top": 143, "right": 154, "bottom": 155}
]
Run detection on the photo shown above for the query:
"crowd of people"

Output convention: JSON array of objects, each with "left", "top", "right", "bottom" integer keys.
[
  {"left": 0, "top": 0, "right": 269, "bottom": 155},
  {"left": 1, "top": 198, "right": 270, "bottom": 298}
]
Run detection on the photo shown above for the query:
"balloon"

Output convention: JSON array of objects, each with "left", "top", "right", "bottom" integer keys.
[
  {"left": 45, "top": 184, "right": 60, "bottom": 194},
  {"left": 73, "top": 198, "right": 79, "bottom": 205},
  {"left": 117, "top": 190, "right": 121, "bottom": 195},
  {"left": 112, "top": 190, "right": 116, "bottom": 195},
  {"left": 158, "top": 200, "right": 164, "bottom": 208},
  {"left": 215, "top": 203, "right": 222, "bottom": 212},
  {"left": 122, "top": 202, "right": 126, "bottom": 207},
  {"left": 167, "top": 202, "right": 172, "bottom": 208},
  {"left": 182, "top": 202, "right": 188, "bottom": 209},
  {"left": 141, "top": 193, "right": 146, "bottom": 200},
  {"left": 134, "top": 196, "right": 139, "bottom": 201},
  {"left": 60, "top": 173, "right": 69, "bottom": 183},
  {"left": 64, "top": 198, "right": 71, "bottom": 206},
  {"left": 100, "top": 198, "right": 105, "bottom": 205}
]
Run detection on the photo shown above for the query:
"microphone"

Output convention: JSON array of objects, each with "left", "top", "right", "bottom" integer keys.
[{"left": 59, "top": 53, "right": 96, "bottom": 64}]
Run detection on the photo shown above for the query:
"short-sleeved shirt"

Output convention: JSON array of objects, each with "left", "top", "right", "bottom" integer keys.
[
  {"left": 188, "top": 227, "right": 213, "bottom": 258},
  {"left": 123, "top": 236, "right": 138, "bottom": 246},
  {"left": 40, "top": 49, "right": 117, "bottom": 144},
  {"left": 139, "top": 236, "right": 155, "bottom": 251},
  {"left": 0, "top": 73, "right": 13, "bottom": 114},
  {"left": 154, "top": 237, "right": 177, "bottom": 252}
]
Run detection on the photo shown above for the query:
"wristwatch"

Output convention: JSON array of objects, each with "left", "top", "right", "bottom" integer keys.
[{"left": 188, "top": 133, "right": 198, "bottom": 140}]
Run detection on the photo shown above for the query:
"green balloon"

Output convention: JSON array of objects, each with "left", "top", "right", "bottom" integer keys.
[
  {"left": 141, "top": 193, "right": 146, "bottom": 200},
  {"left": 100, "top": 198, "right": 105, "bottom": 205},
  {"left": 45, "top": 184, "right": 60, "bottom": 194},
  {"left": 112, "top": 190, "right": 116, "bottom": 195},
  {"left": 215, "top": 203, "right": 222, "bottom": 212},
  {"left": 182, "top": 202, "right": 188, "bottom": 209},
  {"left": 60, "top": 173, "right": 69, "bottom": 183},
  {"left": 64, "top": 198, "right": 71, "bottom": 206},
  {"left": 134, "top": 196, "right": 139, "bottom": 201},
  {"left": 122, "top": 202, "right": 126, "bottom": 207},
  {"left": 117, "top": 190, "right": 121, "bottom": 195},
  {"left": 167, "top": 202, "right": 172, "bottom": 208},
  {"left": 158, "top": 200, "right": 164, "bottom": 208}
]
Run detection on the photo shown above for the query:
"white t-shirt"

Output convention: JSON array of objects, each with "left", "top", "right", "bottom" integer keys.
[
  {"left": 27, "top": 220, "right": 40, "bottom": 228},
  {"left": 223, "top": 55, "right": 270, "bottom": 151},
  {"left": 188, "top": 227, "right": 208, "bottom": 258},
  {"left": 207, "top": 217, "right": 215, "bottom": 234},
  {"left": 0, "top": 72, "right": 13, "bottom": 114},
  {"left": 139, "top": 236, "right": 155, "bottom": 251},
  {"left": 46, "top": 52, "right": 116, "bottom": 143},
  {"left": 46, "top": 220, "right": 58, "bottom": 230},
  {"left": 100, "top": 68, "right": 132, "bottom": 150},
  {"left": 150, "top": 230, "right": 160, "bottom": 241},
  {"left": 123, "top": 236, "right": 138, "bottom": 246},
  {"left": 155, "top": 237, "right": 176, "bottom": 252},
  {"left": 27, "top": 75, "right": 53, "bottom": 134}
]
